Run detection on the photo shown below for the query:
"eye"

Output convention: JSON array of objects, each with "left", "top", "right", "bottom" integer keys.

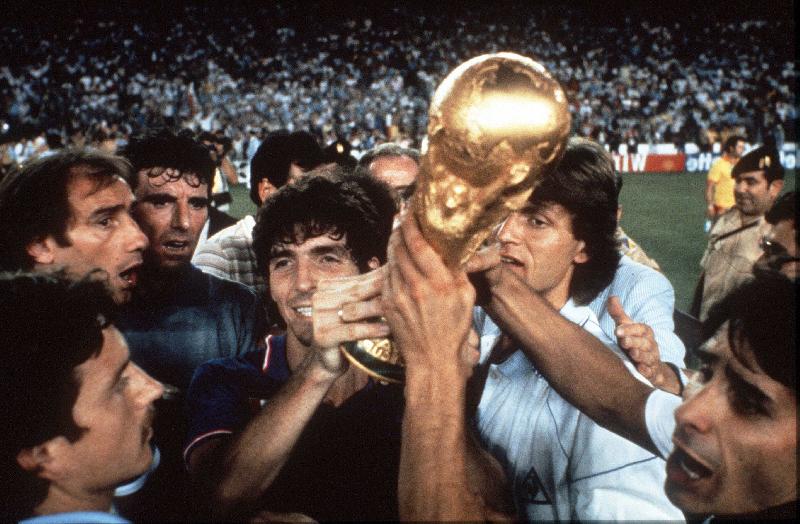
[
  {"left": 269, "top": 258, "right": 291, "bottom": 271},
  {"left": 97, "top": 216, "right": 117, "bottom": 228},
  {"left": 527, "top": 215, "right": 547, "bottom": 227},
  {"left": 319, "top": 254, "right": 343, "bottom": 266},
  {"left": 729, "top": 389, "right": 767, "bottom": 417},
  {"left": 698, "top": 362, "right": 713, "bottom": 384}
]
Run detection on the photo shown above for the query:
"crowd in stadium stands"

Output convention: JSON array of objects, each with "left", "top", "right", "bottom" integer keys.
[{"left": 1, "top": 2, "right": 796, "bottom": 171}]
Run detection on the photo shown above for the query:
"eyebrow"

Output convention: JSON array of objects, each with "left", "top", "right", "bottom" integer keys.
[
  {"left": 309, "top": 244, "right": 351, "bottom": 258},
  {"left": 268, "top": 246, "right": 293, "bottom": 260},
  {"left": 88, "top": 204, "right": 127, "bottom": 221},
  {"left": 724, "top": 363, "right": 772, "bottom": 408},
  {"left": 139, "top": 193, "right": 177, "bottom": 203},
  {"left": 269, "top": 244, "right": 350, "bottom": 259}
]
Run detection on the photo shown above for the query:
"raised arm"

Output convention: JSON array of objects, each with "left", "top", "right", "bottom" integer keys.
[
  {"left": 467, "top": 247, "right": 660, "bottom": 455},
  {"left": 187, "top": 284, "right": 388, "bottom": 520},
  {"left": 382, "top": 215, "right": 512, "bottom": 521}
]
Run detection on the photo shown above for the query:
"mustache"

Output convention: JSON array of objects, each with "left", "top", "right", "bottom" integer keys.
[{"left": 288, "top": 292, "right": 315, "bottom": 307}]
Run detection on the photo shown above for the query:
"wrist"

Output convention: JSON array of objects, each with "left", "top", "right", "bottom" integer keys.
[
  {"left": 300, "top": 351, "right": 343, "bottom": 387},
  {"left": 405, "top": 368, "right": 468, "bottom": 411},
  {"left": 661, "top": 362, "right": 685, "bottom": 396}
]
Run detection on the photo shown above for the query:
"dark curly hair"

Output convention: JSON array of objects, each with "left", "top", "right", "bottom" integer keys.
[
  {"left": 531, "top": 137, "right": 620, "bottom": 304},
  {"left": 120, "top": 128, "right": 215, "bottom": 197},
  {"left": 703, "top": 272, "right": 796, "bottom": 395},
  {"left": 0, "top": 271, "right": 117, "bottom": 520},
  {"left": 252, "top": 167, "right": 396, "bottom": 326},
  {"left": 0, "top": 148, "right": 131, "bottom": 271}
]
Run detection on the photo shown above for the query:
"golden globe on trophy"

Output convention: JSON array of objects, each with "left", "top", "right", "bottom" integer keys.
[{"left": 340, "top": 52, "right": 571, "bottom": 383}]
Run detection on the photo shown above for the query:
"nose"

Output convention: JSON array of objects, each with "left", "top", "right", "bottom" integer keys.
[
  {"left": 170, "top": 201, "right": 190, "bottom": 231},
  {"left": 130, "top": 363, "right": 165, "bottom": 406},
  {"left": 293, "top": 257, "right": 317, "bottom": 294},
  {"left": 496, "top": 213, "right": 524, "bottom": 244},
  {"left": 124, "top": 213, "right": 149, "bottom": 252},
  {"left": 674, "top": 377, "right": 721, "bottom": 436}
]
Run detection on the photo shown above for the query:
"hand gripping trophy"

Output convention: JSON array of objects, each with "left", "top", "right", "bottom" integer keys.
[{"left": 340, "top": 52, "right": 571, "bottom": 382}]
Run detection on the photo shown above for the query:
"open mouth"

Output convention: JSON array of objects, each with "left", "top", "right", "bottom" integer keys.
[
  {"left": 669, "top": 446, "right": 713, "bottom": 481},
  {"left": 119, "top": 265, "right": 140, "bottom": 286},
  {"left": 294, "top": 306, "right": 312, "bottom": 318},
  {"left": 164, "top": 240, "right": 189, "bottom": 251},
  {"left": 501, "top": 255, "right": 523, "bottom": 267}
]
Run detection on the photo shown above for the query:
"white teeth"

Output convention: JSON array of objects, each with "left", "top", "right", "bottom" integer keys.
[
  {"left": 501, "top": 256, "right": 518, "bottom": 264},
  {"left": 295, "top": 307, "right": 312, "bottom": 317},
  {"left": 680, "top": 456, "right": 701, "bottom": 480}
]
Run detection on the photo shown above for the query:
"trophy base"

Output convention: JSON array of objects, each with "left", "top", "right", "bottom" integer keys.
[{"left": 340, "top": 337, "right": 404, "bottom": 384}]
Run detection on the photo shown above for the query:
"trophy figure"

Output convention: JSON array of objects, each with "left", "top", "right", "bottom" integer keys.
[{"left": 341, "top": 52, "right": 571, "bottom": 382}]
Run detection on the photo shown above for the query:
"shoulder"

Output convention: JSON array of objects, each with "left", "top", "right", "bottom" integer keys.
[
  {"left": 199, "top": 216, "right": 255, "bottom": 250},
  {"left": 707, "top": 158, "right": 723, "bottom": 175},
  {"left": 191, "top": 347, "right": 270, "bottom": 387},
  {"left": 613, "top": 256, "right": 672, "bottom": 293},
  {"left": 187, "top": 336, "right": 290, "bottom": 411},
  {"left": 710, "top": 208, "right": 741, "bottom": 233},
  {"left": 20, "top": 512, "right": 130, "bottom": 524},
  {"left": 197, "top": 266, "right": 257, "bottom": 300}
]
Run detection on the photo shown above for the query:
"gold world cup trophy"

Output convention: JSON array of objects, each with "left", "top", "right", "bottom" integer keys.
[{"left": 341, "top": 52, "right": 571, "bottom": 383}]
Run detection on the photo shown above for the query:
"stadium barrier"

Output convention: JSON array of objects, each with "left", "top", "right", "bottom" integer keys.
[{"left": 612, "top": 143, "right": 797, "bottom": 173}]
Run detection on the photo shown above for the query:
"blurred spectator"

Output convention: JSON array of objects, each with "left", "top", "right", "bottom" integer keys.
[
  {"left": 705, "top": 135, "right": 745, "bottom": 228},
  {"left": 358, "top": 142, "right": 419, "bottom": 216},
  {"left": 1, "top": 3, "right": 795, "bottom": 154},
  {"left": 193, "top": 130, "right": 324, "bottom": 296}
]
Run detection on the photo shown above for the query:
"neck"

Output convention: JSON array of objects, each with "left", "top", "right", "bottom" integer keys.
[
  {"left": 542, "top": 272, "right": 573, "bottom": 311},
  {"left": 33, "top": 484, "right": 113, "bottom": 517},
  {"left": 736, "top": 207, "right": 765, "bottom": 220},
  {"left": 137, "top": 262, "right": 190, "bottom": 297}
]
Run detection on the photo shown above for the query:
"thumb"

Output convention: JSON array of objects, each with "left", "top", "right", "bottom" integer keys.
[
  {"left": 607, "top": 296, "right": 633, "bottom": 327},
  {"left": 463, "top": 243, "right": 501, "bottom": 274}
]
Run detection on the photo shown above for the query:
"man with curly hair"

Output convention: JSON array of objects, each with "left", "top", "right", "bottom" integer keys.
[{"left": 183, "top": 170, "right": 403, "bottom": 521}]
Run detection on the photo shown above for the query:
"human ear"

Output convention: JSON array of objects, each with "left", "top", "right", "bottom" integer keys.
[
  {"left": 367, "top": 257, "right": 381, "bottom": 270},
  {"left": 16, "top": 439, "right": 64, "bottom": 481},
  {"left": 768, "top": 180, "right": 784, "bottom": 199},
  {"left": 257, "top": 179, "right": 277, "bottom": 205},
  {"left": 26, "top": 236, "right": 57, "bottom": 266},
  {"left": 573, "top": 240, "right": 589, "bottom": 264}
]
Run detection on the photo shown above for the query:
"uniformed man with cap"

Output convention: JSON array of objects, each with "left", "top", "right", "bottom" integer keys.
[{"left": 695, "top": 145, "right": 784, "bottom": 320}]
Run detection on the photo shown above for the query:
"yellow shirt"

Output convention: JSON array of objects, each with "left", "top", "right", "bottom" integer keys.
[{"left": 706, "top": 156, "right": 736, "bottom": 209}]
